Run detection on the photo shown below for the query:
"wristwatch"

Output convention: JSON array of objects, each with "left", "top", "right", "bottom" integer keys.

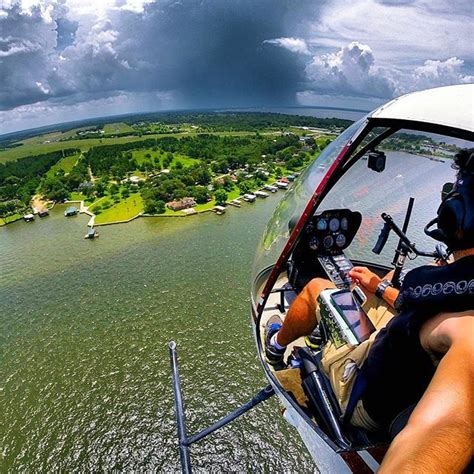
[{"left": 375, "top": 279, "right": 393, "bottom": 299}]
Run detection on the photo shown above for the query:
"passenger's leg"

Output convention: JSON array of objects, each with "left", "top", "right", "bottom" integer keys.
[{"left": 276, "top": 278, "right": 334, "bottom": 346}]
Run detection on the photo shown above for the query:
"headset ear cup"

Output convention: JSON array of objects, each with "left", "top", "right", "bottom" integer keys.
[{"left": 437, "top": 196, "right": 465, "bottom": 248}]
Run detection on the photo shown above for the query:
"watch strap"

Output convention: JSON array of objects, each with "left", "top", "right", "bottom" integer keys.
[{"left": 375, "top": 279, "right": 392, "bottom": 298}]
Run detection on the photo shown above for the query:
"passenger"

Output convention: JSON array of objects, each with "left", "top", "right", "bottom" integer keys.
[{"left": 265, "top": 148, "right": 474, "bottom": 472}]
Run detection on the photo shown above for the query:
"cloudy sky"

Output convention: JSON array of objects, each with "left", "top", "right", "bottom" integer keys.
[{"left": 1, "top": 0, "right": 473, "bottom": 134}]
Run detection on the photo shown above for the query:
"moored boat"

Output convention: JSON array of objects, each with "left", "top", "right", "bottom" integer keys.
[
  {"left": 84, "top": 228, "right": 99, "bottom": 239},
  {"left": 64, "top": 206, "right": 78, "bottom": 217}
]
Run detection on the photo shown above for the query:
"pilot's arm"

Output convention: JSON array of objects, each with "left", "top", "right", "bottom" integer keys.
[
  {"left": 348, "top": 267, "right": 399, "bottom": 308},
  {"left": 379, "top": 311, "right": 474, "bottom": 473}
]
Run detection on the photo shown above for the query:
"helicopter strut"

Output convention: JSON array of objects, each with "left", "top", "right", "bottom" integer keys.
[{"left": 169, "top": 341, "right": 274, "bottom": 473}]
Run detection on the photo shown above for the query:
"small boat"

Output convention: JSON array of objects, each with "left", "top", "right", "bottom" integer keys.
[
  {"left": 64, "top": 206, "right": 78, "bottom": 217},
  {"left": 23, "top": 213, "right": 35, "bottom": 222},
  {"left": 84, "top": 228, "right": 99, "bottom": 239},
  {"left": 276, "top": 181, "right": 288, "bottom": 189},
  {"left": 38, "top": 209, "right": 49, "bottom": 218},
  {"left": 213, "top": 205, "right": 226, "bottom": 215},
  {"left": 254, "top": 191, "right": 269, "bottom": 198},
  {"left": 264, "top": 185, "right": 278, "bottom": 193},
  {"left": 243, "top": 193, "right": 256, "bottom": 202}
]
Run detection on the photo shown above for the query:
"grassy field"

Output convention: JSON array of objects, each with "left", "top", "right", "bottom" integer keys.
[
  {"left": 103, "top": 122, "right": 135, "bottom": 134},
  {"left": 69, "top": 191, "right": 87, "bottom": 201},
  {"left": 0, "top": 136, "right": 160, "bottom": 163},
  {"left": 172, "top": 154, "right": 199, "bottom": 168},
  {"left": 132, "top": 148, "right": 198, "bottom": 168},
  {"left": 0, "top": 130, "right": 270, "bottom": 164},
  {"left": 0, "top": 213, "right": 23, "bottom": 226},
  {"left": 94, "top": 193, "right": 143, "bottom": 224},
  {"left": 46, "top": 153, "right": 81, "bottom": 177},
  {"left": 87, "top": 196, "right": 112, "bottom": 212}
]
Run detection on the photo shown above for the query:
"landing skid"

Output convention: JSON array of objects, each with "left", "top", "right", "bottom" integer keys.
[{"left": 168, "top": 341, "right": 275, "bottom": 473}]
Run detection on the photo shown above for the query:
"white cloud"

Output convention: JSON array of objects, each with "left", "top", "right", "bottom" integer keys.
[
  {"left": 305, "top": 41, "right": 394, "bottom": 98},
  {"left": 302, "top": 41, "right": 474, "bottom": 100},
  {"left": 410, "top": 57, "right": 474, "bottom": 90},
  {"left": 0, "top": 37, "right": 41, "bottom": 57},
  {"left": 264, "top": 37, "right": 310, "bottom": 55},
  {"left": 1, "top": 0, "right": 473, "bottom": 133},
  {"left": 310, "top": 0, "right": 474, "bottom": 68}
]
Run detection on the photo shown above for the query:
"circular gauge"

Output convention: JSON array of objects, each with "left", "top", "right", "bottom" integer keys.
[
  {"left": 329, "top": 217, "right": 340, "bottom": 232},
  {"left": 305, "top": 222, "right": 314, "bottom": 234},
  {"left": 323, "top": 235, "right": 334, "bottom": 249},
  {"left": 316, "top": 219, "right": 327, "bottom": 231},
  {"left": 309, "top": 236, "right": 319, "bottom": 250},
  {"left": 336, "top": 233, "right": 347, "bottom": 247},
  {"left": 341, "top": 217, "right": 349, "bottom": 231}
]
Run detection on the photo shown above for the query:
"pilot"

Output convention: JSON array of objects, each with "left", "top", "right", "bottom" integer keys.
[{"left": 265, "top": 148, "right": 474, "bottom": 472}]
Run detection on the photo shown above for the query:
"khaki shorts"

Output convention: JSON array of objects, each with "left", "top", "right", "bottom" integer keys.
[{"left": 317, "top": 293, "right": 396, "bottom": 431}]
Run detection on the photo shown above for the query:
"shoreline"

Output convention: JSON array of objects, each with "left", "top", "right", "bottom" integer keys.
[
  {"left": 75, "top": 188, "right": 277, "bottom": 227},
  {"left": 1, "top": 185, "right": 285, "bottom": 229}
]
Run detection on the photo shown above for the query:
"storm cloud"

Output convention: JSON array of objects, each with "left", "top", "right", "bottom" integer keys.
[{"left": 1, "top": 0, "right": 473, "bottom": 133}]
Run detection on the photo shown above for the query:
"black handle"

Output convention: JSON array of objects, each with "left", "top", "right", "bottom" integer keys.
[
  {"left": 299, "top": 346, "right": 318, "bottom": 374},
  {"left": 372, "top": 219, "right": 391, "bottom": 254}
]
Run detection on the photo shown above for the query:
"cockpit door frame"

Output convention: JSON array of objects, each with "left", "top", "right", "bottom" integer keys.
[{"left": 255, "top": 119, "right": 374, "bottom": 317}]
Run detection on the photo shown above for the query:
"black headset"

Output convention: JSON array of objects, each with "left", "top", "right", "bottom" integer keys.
[{"left": 425, "top": 172, "right": 474, "bottom": 251}]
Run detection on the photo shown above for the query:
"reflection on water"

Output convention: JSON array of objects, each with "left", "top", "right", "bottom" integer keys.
[{"left": 0, "top": 199, "right": 314, "bottom": 471}]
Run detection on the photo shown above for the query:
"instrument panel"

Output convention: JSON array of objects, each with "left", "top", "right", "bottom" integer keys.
[{"left": 301, "top": 209, "right": 362, "bottom": 255}]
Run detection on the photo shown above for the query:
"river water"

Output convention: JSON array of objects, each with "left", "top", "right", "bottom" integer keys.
[
  {"left": 0, "top": 195, "right": 315, "bottom": 472},
  {"left": 0, "top": 147, "right": 458, "bottom": 472}
]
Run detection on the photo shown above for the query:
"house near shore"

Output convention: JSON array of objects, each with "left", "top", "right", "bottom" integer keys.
[
  {"left": 128, "top": 175, "right": 142, "bottom": 185},
  {"left": 166, "top": 197, "right": 197, "bottom": 211},
  {"left": 78, "top": 181, "right": 94, "bottom": 191}
]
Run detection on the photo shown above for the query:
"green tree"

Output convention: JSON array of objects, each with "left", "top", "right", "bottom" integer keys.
[
  {"left": 214, "top": 189, "right": 228, "bottom": 206},
  {"left": 155, "top": 200, "right": 166, "bottom": 214},
  {"left": 238, "top": 181, "right": 251, "bottom": 194},
  {"left": 192, "top": 186, "right": 209, "bottom": 204},
  {"left": 109, "top": 183, "right": 120, "bottom": 195},
  {"left": 95, "top": 178, "right": 108, "bottom": 197},
  {"left": 222, "top": 176, "right": 234, "bottom": 192}
]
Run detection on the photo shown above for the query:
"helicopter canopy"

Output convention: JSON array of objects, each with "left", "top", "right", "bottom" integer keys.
[{"left": 371, "top": 84, "right": 474, "bottom": 132}]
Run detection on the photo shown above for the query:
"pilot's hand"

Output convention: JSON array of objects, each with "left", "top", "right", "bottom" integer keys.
[{"left": 349, "top": 267, "right": 381, "bottom": 294}]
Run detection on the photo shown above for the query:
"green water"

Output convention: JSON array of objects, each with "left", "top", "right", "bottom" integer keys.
[{"left": 0, "top": 199, "right": 314, "bottom": 471}]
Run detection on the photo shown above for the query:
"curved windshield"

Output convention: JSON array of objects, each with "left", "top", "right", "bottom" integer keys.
[
  {"left": 251, "top": 118, "right": 367, "bottom": 295},
  {"left": 320, "top": 130, "right": 472, "bottom": 267},
  {"left": 252, "top": 123, "right": 473, "bottom": 299}
]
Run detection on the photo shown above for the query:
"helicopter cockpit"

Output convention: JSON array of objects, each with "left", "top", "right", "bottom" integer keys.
[
  {"left": 250, "top": 86, "right": 474, "bottom": 471},
  {"left": 288, "top": 208, "right": 362, "bottom": 293},
  {"left": 168, "top": 85, "right": 473, "bottom": 474}
]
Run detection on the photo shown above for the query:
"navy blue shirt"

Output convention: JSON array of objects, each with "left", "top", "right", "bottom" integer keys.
[{"left": 362, "top": 255, "right": 474, "bottom": 427}]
